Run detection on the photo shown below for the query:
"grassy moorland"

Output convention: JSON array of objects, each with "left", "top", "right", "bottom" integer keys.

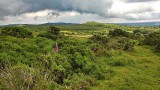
[
  {"left": 92, "top": 46, "right": 160, "bottom": 90},
  {"left": 0, "top": 22, "right": 160, "bottom": 90}
]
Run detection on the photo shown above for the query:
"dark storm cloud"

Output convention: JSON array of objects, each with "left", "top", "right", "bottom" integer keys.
[
  {"left": 23, "top": 0, "right": 113, "bottom": 16},
  {"left": 0, "top": 0, "right": 113, "bottom": 19},
  {"left": 0, "top": 0, "right": 26, "bottom": 18}
]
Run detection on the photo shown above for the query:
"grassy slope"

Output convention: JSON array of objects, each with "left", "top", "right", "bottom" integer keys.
[
  {"left": 91, "top": 46, "right": 160, "bottom": 90},
  {"left": 23, "top": 25, "right": 159, "bottom": 90},
  {"left": 1, "top": 24, "right": 159, "bottom": 89}
]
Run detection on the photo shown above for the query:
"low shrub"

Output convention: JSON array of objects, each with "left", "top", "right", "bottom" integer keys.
[
  {"left": 38, "top": 26, "right": 65, "bottom": 40},
  {"left": 155, "top": 42, "right": 160, "bottom": 52},
  {"left": 1, "top": 26, "right": 32, "bottom": 38},
  {"left": 133, "top": 29, "right": 141, "bottom": 34},
  {"left": 143, "top": 32, "right": 160, "bottom": 46},
  {"left": 89, "top": 31, "right": 135, "bottom": 52},
  {"left": 106, "top": 37, "right": 135, "bottom": 51},
  {"left": 108, "top": 29, "right": 130, "bottom": 38},
  {"left": 89, "top": 34, "right": 108, "bottom": 44}
]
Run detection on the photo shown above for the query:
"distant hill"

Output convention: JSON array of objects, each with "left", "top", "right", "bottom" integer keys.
[
  {"left": 1, "top": 24, "right": 29, "bottom": 26},
  {"left": 117, "top": 22, "right": 160, "bottom": 26},
  {"left": 1, "top": 22, "right": 77, "bottom": 27},
  {"left": 40, "top": 22, "right": 78, "bottom": 26},
  {"left": 1, "top": 22, "right": 160, "bottom": 27}
]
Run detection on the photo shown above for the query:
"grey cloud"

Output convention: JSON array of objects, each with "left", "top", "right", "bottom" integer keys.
[
  {"left": 127, "top": 7, "right": 154, "bottom": 14},
  {"left": 151, "top": 13, "right": 160, "bottom": 19},
  {"left": 33, "top": 16, "right": 38, "bottom": 21},
  {"left": 23, "top": 0, "right": 113, "bottom": 16},
  {"left": 0, "top": 0, "right": 113, "bottom": 19},
  {"left": 124, "top": 12, "right": 160, "bottom": 20},
  {"left": 47, "top": 12, "right": 60, "bottom": 17},
  {"left": 0, "top": 0, "right": 26, "bottom": 15},
  {"left": 47, "top": 11, "right": 60, "bottom": 20}
]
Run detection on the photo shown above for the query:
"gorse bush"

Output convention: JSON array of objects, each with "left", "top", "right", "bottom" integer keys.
[
  {"left": 108, "top": 29, "right": 130, "bottom": 38},
  {"left": 0, "top": 33, "right": 105, "bottom": 89},
  {"left": 133, "top": 29, "right": 141, "bottom": 34},
  {"left": 106, "top": 37, "right": 135, "bottom": 51},
  {"left": 155, "top": 42, "right": 160, "bottom": 52},
  {"left": 143, "top": 32, "right": 160, "bottom": 46},
  {"left": 1, "top": 25, "right": 159, "bottom": 90},
  {"left": 89, "top": 34, "right": 108, "bottom": 44},
  {"left": 89, "top": 34, "right": 135, "bottom": 52},
  {"left": 88, "top": 29, "right": 135, "bottom": 57},
  {"left": 0, "top": 36, "right": 55, "bottom": 67},
  {"left": 49, "top": 26, "right": 60, "bottom": 35},
  {"left": 143, "top": 32, "right": 160, "bottom": 52},
  {"left": 1, "top": 26, "right": 32, "bottom": 38},
  {"left": 56, "top": 38, "right": 105, "bottom": 79},
  {"left": 38, "top": 26, "right": 64, "bottom": 40}
]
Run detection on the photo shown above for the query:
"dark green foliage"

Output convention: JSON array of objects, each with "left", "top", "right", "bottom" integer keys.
[
  {"left": 90, "top": 34, "right": 135, "bottom": 53},
  {"left": 106, "top": 37, "right": 135, "bottom": 51},
  {"left": 1, "top": 26, "right": 32, "bottom": 38},
  {"left": 109, "top": 29, "right": 130, "bottom": 37},
  {"left": 0, "top": 36, "right": 54, "bottom": 67},
  {"left": 89, "top": 34, "right": 108, "bottom": 44},
  {"left": 55, "top": 38, "right": 104, "bottom": 79},
  {"left": 143, "top": 32, "right": 160, "bottom": 46},
  {"left": 57, "top": 24, "right": 105, "bottom": 31},
  {"left": 38, "top": 32, "right": 55, "bottom": 39},
  {"left": 143, "top": 32, "right": 160, "bottom": 52},
  {"left": 141, "top": 30, "right": 150, "bottom": 34},
  {"left": 49, "top": 26, "right": 60, "bottom": 35},
  {"left": 155, "top": 42, "right": 160, "bottom": 52},
  {"left": 133, "top": 29, "right": 141, "bottom": 34},
  {"left": 0, "top": 34, "right": 105, "bottom": 89},
  {"left": 132, "top": 30, "right": 144, "bottom": 39},
  {"left": 89, "top": 31, "right": 135, "bottom": 57},
  {"left": 133, "top": 32, "right": 143, "bottom": 39},
  {"left": 38, "top": 26, "right": 64, "bottom": 40}
]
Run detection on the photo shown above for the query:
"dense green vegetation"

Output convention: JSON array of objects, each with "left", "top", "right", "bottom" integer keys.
[{"left": 0, "top": 23, "right": 160, "bottom": 90}]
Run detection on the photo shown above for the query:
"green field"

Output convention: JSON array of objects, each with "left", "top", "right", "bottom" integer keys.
[{"left": 0, "top": 23, "right": 160, "bottom": 90}]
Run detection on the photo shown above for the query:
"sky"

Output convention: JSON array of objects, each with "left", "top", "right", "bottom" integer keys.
[{"left": 0, "top": 0, "right": 160, "bottom": 25}]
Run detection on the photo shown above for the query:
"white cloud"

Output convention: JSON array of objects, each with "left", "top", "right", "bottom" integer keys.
[
  {"left": 108, "top": 0, "right": 160, "bottom": 20},
  {"left": 0, "top": 10, "right": 106, "bottom": 25}
]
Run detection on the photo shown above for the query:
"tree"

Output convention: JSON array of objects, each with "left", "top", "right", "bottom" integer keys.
[
  {"left": 49, "top": 26, "right": 60, "bottom": 35},
  {"left": 38, "top": 26, "right": 62, "bottom": 40}
]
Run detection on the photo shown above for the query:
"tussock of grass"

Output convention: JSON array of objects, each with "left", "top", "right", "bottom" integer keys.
[{"left": 91, "top": 46, "right": 160, "bottom": 90}]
